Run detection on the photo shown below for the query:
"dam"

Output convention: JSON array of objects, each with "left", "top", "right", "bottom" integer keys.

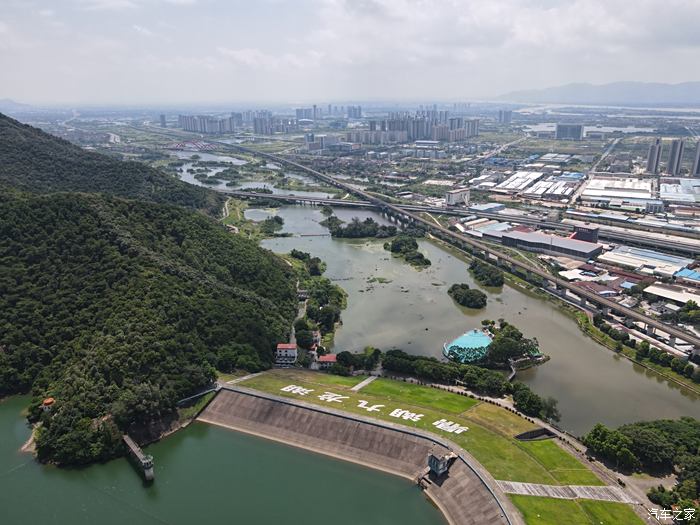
[{"left": 198, "top": 387, "right": 522, "bottom": 525}]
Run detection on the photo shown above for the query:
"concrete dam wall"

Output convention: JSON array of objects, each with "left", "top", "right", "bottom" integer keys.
[{"left": 198, "top": 388, "right": 518, "bottom": 525}]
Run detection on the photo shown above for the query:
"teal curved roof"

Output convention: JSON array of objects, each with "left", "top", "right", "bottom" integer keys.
[
  {"left": 443, "top": 329, "right": 492, "bottom": 364},
  {"left": 449, "top": 330, "right": 492, "bottom": 349}
]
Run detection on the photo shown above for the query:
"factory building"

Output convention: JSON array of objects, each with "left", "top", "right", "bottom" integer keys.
[
  {"left": 493, "top": 171, "right": 545, "bottom": 193},
  {"left": 580, "top": 177, "right": 660, "bottom": 210},
  {"left": 445, "top": 188, "right": 470, "bottom": 206},
  {"left": 597, "top": 246, "right": 693, "bottom": 277},
  {"left": 499, "top": 230, "right": 602, "bottom": 259},
  {"left": 481, "top": 227, "right": 602, "bottom": 259}
]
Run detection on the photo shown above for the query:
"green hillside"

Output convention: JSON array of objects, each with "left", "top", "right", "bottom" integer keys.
[
  {"left": 0, "top": 113, "right": 225, "bottom": 216},
  {"left": 0, "top": 192, "right": 297, "bottom": 465}
]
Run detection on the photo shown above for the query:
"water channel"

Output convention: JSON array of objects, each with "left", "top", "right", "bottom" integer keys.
[
  {"left": 0, "top": 396, "right": 444, "bottom": 525},
  {"left": 172, "top": 150, "right": 334, "bottom": 198},
  {"left": 255, "top": 205, "right": 700, "bottom": 436}
]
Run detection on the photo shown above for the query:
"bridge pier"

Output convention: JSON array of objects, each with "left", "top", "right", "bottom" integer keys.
[{"left": 221, "top": 146, "right": 700, "bottom": 352}]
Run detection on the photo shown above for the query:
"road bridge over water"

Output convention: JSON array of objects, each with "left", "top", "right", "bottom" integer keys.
[
  {"left": 219, "top": 144, "right": 700, "bottom": 351},
  {"left": 224, "top": 190, "right": 699, "bottom": 255}
]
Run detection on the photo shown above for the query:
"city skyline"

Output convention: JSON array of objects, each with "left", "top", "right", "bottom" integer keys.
[{"left": 2, "top": 0, "right": 700, "bottom": 105}]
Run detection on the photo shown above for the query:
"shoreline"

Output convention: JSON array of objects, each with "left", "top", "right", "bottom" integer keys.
[
  {"left": 202, "top": 385, "right": 524, "bottom": 525},
  {"left": 426, "top": 234, "right": 700, "bottom": 396}
]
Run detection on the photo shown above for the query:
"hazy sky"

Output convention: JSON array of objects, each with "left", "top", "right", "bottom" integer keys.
[{"left": 2, "top": 0, "right": 700, "bottom": 105}]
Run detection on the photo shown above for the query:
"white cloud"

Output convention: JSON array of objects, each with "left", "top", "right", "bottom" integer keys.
[
  {"left": 78, "top": 0, "right": 139, "bottom": 10},
  {"left": 217, "top": 47, "right": 325, "bottom": 70},
  {"left": 132, "top": 24, "right": 154, "bottom": 37},
  {"left": 2, "top": 0, "right": 700, "bottom": 104}
]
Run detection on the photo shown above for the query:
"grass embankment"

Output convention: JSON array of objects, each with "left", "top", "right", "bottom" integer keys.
[
  {"left": 239, "top": 370, "right": 600, "bottom": 486},
  {"left": 216, "top": 370, "right": 251, "bottom": 383},
  {"left": 237, "top": 370, "right": 642, "bottom": 525},
  {"left": 510, "top": 495, "right": 644, "bottom": 525},
  {"left": 178, "top": 391, "right": 216, "bottom": 423}
]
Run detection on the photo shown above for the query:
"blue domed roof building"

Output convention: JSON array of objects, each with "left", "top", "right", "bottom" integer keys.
[{"left": 443, "top": 329, "right": 492, "bottom": 364}]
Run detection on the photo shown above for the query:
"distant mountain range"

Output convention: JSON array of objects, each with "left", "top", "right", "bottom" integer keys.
[
  {"left": 0, "top": 98, "right": 36, "bottom": 113},
  {"left": 498, "top": 82, "right": 700, "bottom": 106}
]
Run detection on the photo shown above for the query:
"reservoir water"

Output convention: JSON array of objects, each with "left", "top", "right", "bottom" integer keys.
[
  {"left": 257, "top": 206, "right": 700, "bottom": 436},
  {"left": 0, "top": 396, "right": 444, "bottom": 525}
]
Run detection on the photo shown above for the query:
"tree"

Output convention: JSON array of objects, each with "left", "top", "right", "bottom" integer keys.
[
  {"left": 512, "top": 382, "right": 543, "bottom": 417},
  {"left": 583, "top": 424, "right": 640, "bottom": 471},
  {"left": 0, "top": 192, "right": 298, "bottom": 465},
  {"left": 636, "top": 340, "right": 650, "bottom": 359},
  {"left": 672, "top": 358, "right": 687, "bottom": 374},
  {"left": 540, "top": 397, "right": 561, "bottom": 423},
  {"left": 469, "top": 260, "right": 504, "bottom": 286},
  {"left": 295, "top": 330, "right": 314, "bottom": 350},
  {"left": 336, "top": 351, "right": 354, "bottom": 368},
  {"left": 620, "top": 427, "right": 675, "bottom": 470},
  {"left": 448, "top": 283, "right": 487, "bottom": 309}
]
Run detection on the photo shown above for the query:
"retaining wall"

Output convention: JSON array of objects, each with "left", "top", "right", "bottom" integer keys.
[{"left": 198, "top": 388, "right": 518, "bottom": 525}]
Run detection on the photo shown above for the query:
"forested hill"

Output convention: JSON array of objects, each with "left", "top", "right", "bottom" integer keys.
[
  {"left": 0, "top": 192, "right": 297, "bottom": 464},
  {"left": 0, "top": 113, "right": 225, "bottom": 216}
]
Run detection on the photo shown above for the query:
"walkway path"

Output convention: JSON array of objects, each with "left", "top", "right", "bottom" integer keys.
[
  {"left": 497, "top": 480, "right": 638, "bottom": 504},
  {"left": 350, "top": 375, "right": 378, "bottom": 391},
  {"left": 223, "top": 372, "right": 262, "bottom": 385}
]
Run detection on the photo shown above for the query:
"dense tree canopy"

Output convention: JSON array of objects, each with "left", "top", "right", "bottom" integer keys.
[
  {"left": 0, "top": 113, "right": 225, "bottom": 216},
  {"left": 384, "top": 235, "right": 431, "bottom": 267},
  {"left": 0, "top": 193, "right": 297, "bottom": 465},
  {"left": 469, "top": 259, "right": 504, "bottom": 287},
  {"left": 448, "top": 283, "right": 487, "bottom": 309},
  {"left": 585, "top": 417, "right": 700, "bottom": 509},
  {"left": 325, "top": 216, "right": 397, "bottom": 238}
]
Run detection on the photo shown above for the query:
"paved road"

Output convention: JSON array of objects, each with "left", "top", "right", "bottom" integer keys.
[{"left": 220, "top": 148, "right": 700, "bottom": 349}]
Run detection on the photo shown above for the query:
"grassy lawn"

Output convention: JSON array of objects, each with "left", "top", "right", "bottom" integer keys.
[
  {"left": 361, "top": 378, "right": 478, "bottom": 414},
  {"left": 243, "top": 368, "right": 366, "bottom": 390},
  {"left": 216, "top": 370, "right": 251, "bottom": 383},
  {"left": 463, "top": 402, "right": 538, "bottom": 436},
  {"left": 510, "top": 496, "right": 644, "bottom": 525},
  {"left": 239, "top": 370, "right": 597, "bottom": 486},
  {"left": 519, "top": 440, "right": 603, "bottom": 486},
  {"left": 579, "top": 500, "right": 645, "bottom": 525},
  {"left": 178, "top": 391, "right": 216, "bottom": 422},
  {"left": 510, "top": 496, "right": 591, "bottom": 525}
]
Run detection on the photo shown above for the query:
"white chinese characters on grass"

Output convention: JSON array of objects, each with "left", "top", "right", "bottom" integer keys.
[
  {"left": 357, "top": 400, "right": 384, "bottom": 412},
  {"left": 389, "top": 408, "right": 423, "bottom": 422},
  {"left": 433, "top": 419, "right": 468, "bottom": 434},
  {"left": 318, "top": 392, "right": 349, "bottom": 403},
  {"left": 280, "top": 384, "right": 314, "bottom": 396}
]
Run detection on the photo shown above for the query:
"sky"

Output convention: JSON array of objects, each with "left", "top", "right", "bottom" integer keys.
[{"left": 1, "top": 0, "right": 700, "bottom": 106}]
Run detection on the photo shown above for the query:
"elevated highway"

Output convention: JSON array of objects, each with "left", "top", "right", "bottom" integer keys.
[
  {"left": 223, "top": 191, "right": 700, "bottom": 255},
  {"left": 222, "top": 144, "right": 700, "bottom": 350}
]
